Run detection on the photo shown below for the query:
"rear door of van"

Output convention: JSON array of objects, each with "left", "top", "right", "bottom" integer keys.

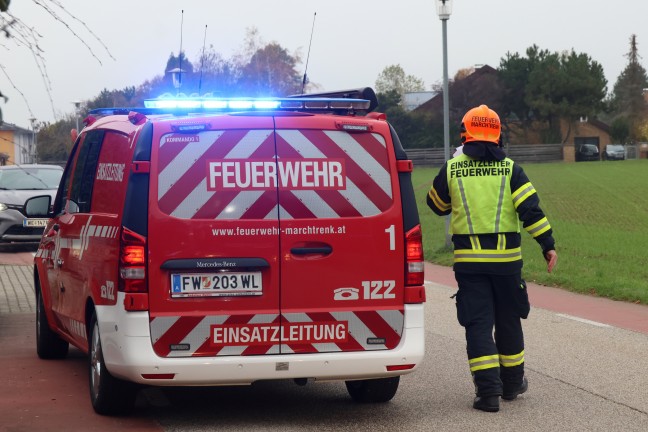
[
  {"left": 274, "top": 115, "right": 405, "bottom": 354},
  {"left": 147, "top": 115, "right": 283, "bottom": 357},
  {"left": 147, "top": 113, "right": 404, "bottom": 358}
]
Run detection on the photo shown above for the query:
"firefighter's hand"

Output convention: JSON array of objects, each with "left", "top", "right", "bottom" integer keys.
[{"left": 545, "top": 250, "right": 557, "bottom": 273}]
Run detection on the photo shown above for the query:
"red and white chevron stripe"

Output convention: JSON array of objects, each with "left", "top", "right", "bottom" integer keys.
[
  {"left": 149, "top": 310, "right": 404, "bottom": 358},
  {"left": 155, "top": 129, "right": 393, "bottom": 220}
]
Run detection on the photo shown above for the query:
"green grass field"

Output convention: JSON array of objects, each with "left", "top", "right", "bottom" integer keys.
[{"left": 412, "top": 159, "right": 648, "bottom": 305}]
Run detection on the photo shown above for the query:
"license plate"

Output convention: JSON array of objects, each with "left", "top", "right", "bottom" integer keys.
[
  {"left": 23, "top": 218, "right": 48, "bottom": 228},
  {"left": 170, "top": 272, "right": 262, "bottom": 298}
]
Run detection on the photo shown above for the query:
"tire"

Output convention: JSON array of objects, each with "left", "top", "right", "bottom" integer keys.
[
  {"left": 36, "top": 287, "right": 69, "bottom": 359},
  {"left": 88, "top": 312, "right": 137, "bottom": 416},
  {"left": 345, "top": 376, "right": 400, "bottom": 403}
]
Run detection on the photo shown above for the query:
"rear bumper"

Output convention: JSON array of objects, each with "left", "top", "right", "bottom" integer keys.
[{"left": 96, "top": 298, "right": 425, "bottom": 386}]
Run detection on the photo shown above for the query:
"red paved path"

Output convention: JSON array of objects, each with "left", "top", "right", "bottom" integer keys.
[
  {"left": 0, "top": 314, "right": 162, "bottom": 431},
  {"left": 424, "top": 262, "right": 648, "bottom": 335}
]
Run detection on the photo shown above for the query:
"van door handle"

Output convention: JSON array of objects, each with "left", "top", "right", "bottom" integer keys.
[{"left": 290, "top": 246, "right": 333, "bottom": 255}]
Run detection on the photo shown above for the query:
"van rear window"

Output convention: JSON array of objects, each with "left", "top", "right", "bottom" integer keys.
[{"left": 155, "top": 129, "right": 393, "bottom": 220}]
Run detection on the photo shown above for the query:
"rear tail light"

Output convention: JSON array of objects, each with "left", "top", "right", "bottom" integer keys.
[
  {"left": 141, "top": 373, "right": 176, "bottom": 380},
  {"left": 119, "top": 227, "right": 149, "bottom": 311},
  {"left": 386, "top": 364, "right": 416, "bottom": 372},
  {"left": 405, "top": 225, "right": 426, "bottom": 303}
]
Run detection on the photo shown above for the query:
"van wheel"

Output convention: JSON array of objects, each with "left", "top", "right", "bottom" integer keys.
[
  {"left": 36, "top": 288, "right": 69, "bottom": 359},
  {"left": 345, "top": 376, "right": 400, "bottom": 403},
  {"left": 88, "top": 312, "right": 137, "bottom": 415}
]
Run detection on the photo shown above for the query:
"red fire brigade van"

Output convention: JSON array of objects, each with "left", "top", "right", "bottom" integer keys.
[{"left": 26, "top": 88, "right": 426, "bottom": 415}]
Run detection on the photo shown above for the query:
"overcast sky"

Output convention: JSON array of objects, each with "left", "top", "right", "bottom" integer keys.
[{"left": 2, "top": 0, "right": 647, "bottom": 129}]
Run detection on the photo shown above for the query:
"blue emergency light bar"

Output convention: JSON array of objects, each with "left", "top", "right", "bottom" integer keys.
[
  {"left": 142, "top": 97, "right": 371, "bottom": 111},
  {"left": 88, "top": 88, "right": 379, "bottom": 118}
]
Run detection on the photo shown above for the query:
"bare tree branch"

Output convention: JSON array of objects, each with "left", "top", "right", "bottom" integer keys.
[
  {"left": 0, "top": 0, "right": 114, "bottom": 121},
  {"left": 50, "top": 0, "right": 114, "bottom": 61},
  {"left": 33, "top": 0, "right": 105, "bottom": 65},
  {"left": 0, "top": 63, "right": 36, "bottom": 118}
]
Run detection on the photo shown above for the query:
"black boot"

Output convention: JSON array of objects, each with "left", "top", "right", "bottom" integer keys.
[
  {"left": 473, "top": 395, "right": 500, "bottom": 412},
  {"left": 502, "top": 376, "right": 528, "bottom": 401}
]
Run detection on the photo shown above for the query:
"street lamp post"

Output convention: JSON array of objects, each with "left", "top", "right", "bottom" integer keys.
[
  {"left": 29, "top": 117, "right": 37, "bottom": 164},
  {"left": 72, "top": 101, "right": 81, "bottom": 132},
  {"left": 436, "top": 0, "right": 453, "bottom": 246},
  {"left": 167, "top": 67, "right": 185, "bottom": 96}
]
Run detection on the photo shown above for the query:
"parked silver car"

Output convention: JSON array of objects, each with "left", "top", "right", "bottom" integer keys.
[
  {"left": 602, "top": 144, "right": 625, "bottom": 161},
  {"left": 0, "top": 164, "right": 63, "bottom": 243}
]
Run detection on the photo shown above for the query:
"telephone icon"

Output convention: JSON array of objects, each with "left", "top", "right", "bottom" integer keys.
[{"left": 333, "top": 287, "right": 360, "bottom": 301}]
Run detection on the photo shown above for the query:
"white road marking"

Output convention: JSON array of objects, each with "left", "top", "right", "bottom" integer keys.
[{"left": 556, "top": 313, "right": 611, "bottom": 328}]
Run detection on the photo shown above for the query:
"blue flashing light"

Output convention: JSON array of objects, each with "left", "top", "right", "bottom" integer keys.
[
  {"left": 144, "top": 99, "right": 177, "bottom": 109},
  {"left": 228, "top": 100, "right": 253, "bottom": 109},
  {"left": 254, "top": 100, "right": 281, "bottom": 109},
  {"left": 142, "top": 96, "right": 370, "bottom": 112},
  {"left": 177, "top": 100, "right": 202, "bottom": 109},
  {"left": 203, "top": 100, "right": 228, "bottom": 109}
]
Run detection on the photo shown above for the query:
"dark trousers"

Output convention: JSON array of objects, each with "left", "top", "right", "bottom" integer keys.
[{"left": 454, "top": 272, "right": 529, "bottom": 397}]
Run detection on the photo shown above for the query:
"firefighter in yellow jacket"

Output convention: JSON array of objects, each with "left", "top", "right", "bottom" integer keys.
[{"left": 427, "top": 105, "right": 558, "bottom": 412}]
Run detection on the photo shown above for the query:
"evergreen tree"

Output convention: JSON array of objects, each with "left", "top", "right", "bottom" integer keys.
[
  {"left": 611, "top": 34, "right": 648, "bottom": 142},
  {"left": 499, "top": 45, "right": 607, "bottom": 144}
]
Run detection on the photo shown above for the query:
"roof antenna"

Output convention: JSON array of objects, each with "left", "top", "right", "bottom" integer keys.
[
  {"left": 178, "top": 10, "right": 184, "bottom": 93},
  {"left": 301, "top": 12, "right": 317, "bottom": 95},
  {"left": 198, "top": 25, "right": 208, "bottom": 95}
]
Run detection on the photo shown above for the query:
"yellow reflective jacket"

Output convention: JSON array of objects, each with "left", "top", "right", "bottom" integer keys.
[
  {"left": 427, "top": 150, "right": 554, "bottom": 274},
  {"left": 446, "top": 154, "right": 518, "bottom": 235}
]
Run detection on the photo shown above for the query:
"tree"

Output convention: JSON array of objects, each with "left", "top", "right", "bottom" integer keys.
[
  {"left": 162, "top": 51, "right": 195, "bottom": 95},
  {"left": 449, "top": 66, "right": 503, "bottom": 127},
  {"left": 525, "top": 49, "right": 606, "bottom": 142},
  {"left": 610, "top": 34, "right": 648, "bottom": 143},
  {"left": 610, "top": 117, "right": 631, "bottom": 144},
  {"left": 375, "top": 89, "right": 438, "bottom": 149},
  {"left": 499, "top": 45, "right": 607, "bottom": 143},
  {"left": 194, "top": 46, "right": 238, "bottom": 96},
  {"left": 238, "top": 42, "right": 302, "bottom": 96},
  {"left": 143, "top": 28, "right": 303, "bottom": 98},
  {"left": 37, "top": 116, "right": 76, "bottom": 163},
  {"left": 499, "top": 50, "right": 537, "bottom": 126},
  {"left": 36, "top": 30, "right": 306, "bottom": 159},
  {"left": 375, "top": 65, "right": 425, "bottom": 102}
]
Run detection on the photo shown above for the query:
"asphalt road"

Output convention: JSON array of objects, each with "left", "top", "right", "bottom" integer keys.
[{"left": 1, "top": 251, "right": 647, "bottom": 431}]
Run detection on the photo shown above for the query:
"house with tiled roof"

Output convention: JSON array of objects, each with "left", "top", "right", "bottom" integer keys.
[{"left": 414, "top": 65, "right": 613, "bottom": 162}]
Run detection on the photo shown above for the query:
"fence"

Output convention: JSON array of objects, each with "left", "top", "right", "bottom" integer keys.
[{"left": 406, "top": 144, "right": 564, "bottom": 167}]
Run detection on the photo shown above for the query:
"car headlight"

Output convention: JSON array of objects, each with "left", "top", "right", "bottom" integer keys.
[{"left": 0, "top": 203, "right": 7, "bottom": 212}]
